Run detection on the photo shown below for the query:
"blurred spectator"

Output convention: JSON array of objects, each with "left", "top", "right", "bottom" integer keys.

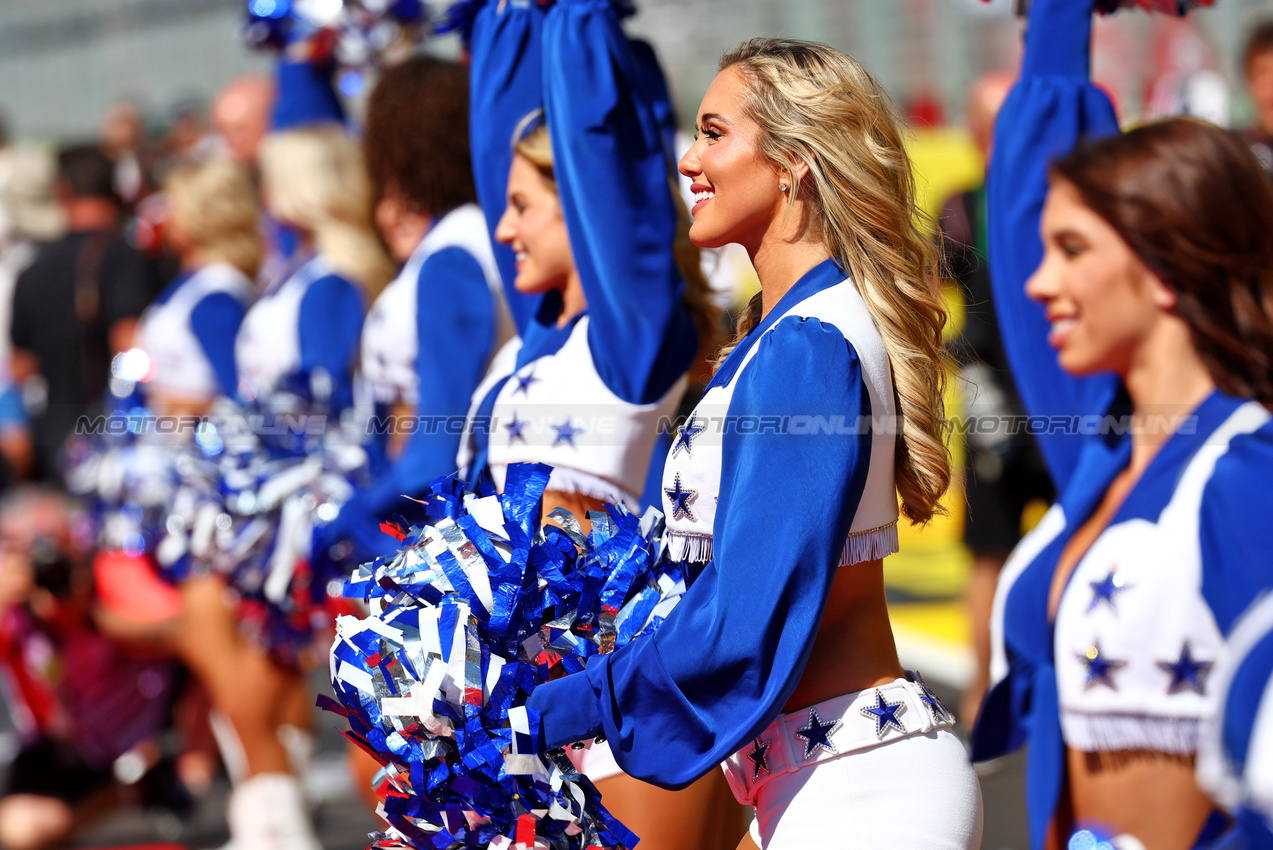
[
  {"left": 1241, "top": 19, "right": 1273, "bottom": 177},
  {"left": 211, "top": 74, "right": 275, "bottom": 167},
  {"left": 0, "top": 488, "right": 182, "bottom": 850},
  {"left": 0, "top": 144, "right": 63, "bottom": 485},
  {"left": 99, "top": 102, "right": 150, "bottom": 210},
  {"left": 10, "top": 146, "right": 160, "bottom": 484},
  {"left": 941, "top": 70, "right": 1055, "bottom": 729}
]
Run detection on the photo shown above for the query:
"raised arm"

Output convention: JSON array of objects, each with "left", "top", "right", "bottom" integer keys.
[
  {"left": 297, "top": 273, "right": 364, "bottom": 411},
  {"left": 987, "top": 0, "right": 1119, "bottom": 489},
  {"left": 468, "top": 1, "right": 545, "bottom": 338},
  {"left": 526, "top": 319, "right": 870, "bottom": 786},
  {"left": 542, "top": 0, "right": 696, "bottom": 405}
]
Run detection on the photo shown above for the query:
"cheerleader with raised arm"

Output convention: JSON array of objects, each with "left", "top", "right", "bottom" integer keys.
[
  {"left": 460, "top": 1, "right": 738, "bottom": 845},
  {"left": 522, "top": 34, "right": 983, "bottom": 850},
  {"left": 971, "top": 1, "right": 1273, "bottom": 848}
]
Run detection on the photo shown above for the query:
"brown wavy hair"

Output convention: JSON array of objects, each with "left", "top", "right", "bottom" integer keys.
[
  {"left": 1053, "top": 118, "right": 1273, "bottom": 407},
  {"left": 716, "top": 38, "right": 952, "bottom": 524},
  {"left": 363, "top": 56, "right": 476, "bottom": 215}
]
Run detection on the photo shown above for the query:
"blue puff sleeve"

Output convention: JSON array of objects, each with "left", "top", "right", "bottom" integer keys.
[
  {"left": 325, "top": 248, "right": 496, "bottom": 562},
  {"left": 272, "top": 59, "right": 346, "bottom": 130},
  {"left": 526, "top": 319, "right": 871, "bottom": 787},
  {"left": 468, "top": 1, "right": 544, "bottom": 338},
  {"left": 298, "top": 272, "right": 364, "bottom": 411},
  {"left": 189, "top": 291, "right": 248, "bottom": 398},
  {"left": 987, "top": 0, "right": 1120, "bottom": 491},
  {"left": 543, "top": 0, "right": 696, "bottom": 405}
]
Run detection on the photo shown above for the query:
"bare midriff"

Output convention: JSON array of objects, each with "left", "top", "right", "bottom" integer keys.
[{"left": 783, "top": 557, "right": 903, "bottom": 714}]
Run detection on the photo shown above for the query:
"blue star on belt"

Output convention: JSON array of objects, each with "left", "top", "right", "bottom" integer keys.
[
  {"left": 551, "top": 419, "right": 583, "bottom": 448},
  {"left": 1078, "top": 640, "right": 1127, "bottom": 690},
  {"left": 911, "top": 671, "right": 953, "bottom": 724},
  {"left": 746, "top": 738, "right": 770, "bottom": 780},
  {"left": 505, "top": 412, "right": 527, "bottom": 446},
  {"left": 1157, "top": 641, "right": 1212, "bottom": 696},
  {"left": 796, "top": 707, "right": 842, "bottom": 758},
  {"left": 671, "top": 413, "right": 705, "bottom": 458},
  {"left": 664, "top": 473, "right": 697, "bottom": 522},
  {"left": 512, "top": 369, "right": 541, "bottom": 396},
  {"left": 859, "top": 689, "right": 907, "bottom": 739},
  {"left": 1088, "top": 566, "right": 1131, "bottom": 613}
]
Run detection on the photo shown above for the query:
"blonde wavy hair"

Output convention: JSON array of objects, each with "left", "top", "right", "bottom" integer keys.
[
  {"left": 512, "top": 116, "right": 723, "bottom": 351},
  {"left": 718, "top": 38, "right": 951, "bottom": 524},
  {"left": 259, "top": 126, "right": 395, "bottom": 299},
  {"left": 165, "top": 159, "right": 263, "bottom": 279}
]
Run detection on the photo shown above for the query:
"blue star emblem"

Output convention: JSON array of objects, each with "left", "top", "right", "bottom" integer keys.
[
  {"left": 746, "top": 738, "right": 770, "bottom": 780},
  {"left": 911, "top": 671, "right": 953, "bottom": 723},
  {"left": 671, "top": 413, "right": 706, "bottom": 458},
  {"left": 859, "top": 689, "right": 907, "bottom": 739},
  {"left": 1157, "top": 641, "right": 1212, "bottom": 696},
  {"left": 663, "top": 473, "right": 698, "bottom": 522},
  {"left": 551, "top": 419, "right": 583, "bottom": 448},
  {"left": 512, "top": 369, "right": 541, "bottom": 396},
  {"left": 505, "top": 412, "right": 527, "bottom": 446},
  {"left": 1078, "top": 641, "right": 1127, "bottom": 690},
  {"left": 796, "top": 707, "right": 842, "bottom": 759},
  {"left": 1088, "top": 566, "right": 1131, "bottom": 613}
]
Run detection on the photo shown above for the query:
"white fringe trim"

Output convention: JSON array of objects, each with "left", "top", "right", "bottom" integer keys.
[
  {"left": 666, "top": 522, "right": 899, "bottom": 568},
  {"left": 1060, "top": 710, "right": 1200, "bottom": 755},
  {"left": 667, "top": 531, "right": 713, "bottom": 564},
  {"left": 839, "top": 522, "right": 899, "bottom": 567}
]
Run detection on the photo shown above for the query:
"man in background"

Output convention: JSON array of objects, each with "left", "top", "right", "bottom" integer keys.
[{"left": 1241, "top": 20, "right": 1273, "bottom": 178}]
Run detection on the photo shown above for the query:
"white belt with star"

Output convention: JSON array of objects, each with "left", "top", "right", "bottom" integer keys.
[{"left": 720, "top": 672, "right": 955, "bottom": 806}]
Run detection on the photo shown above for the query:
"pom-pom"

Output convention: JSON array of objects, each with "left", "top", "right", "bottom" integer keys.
[
  {"left": 993, "top": 0, "right": 1217, "bottom": 14},
  {"left": 327, "top": 463, "right": 685, "bottom": 849},
  {"left": 156, "top": 381, "right": 371, "bottom": 664},
  {"left": 245, "top": 0, "right": 426, "bottom": 72}
]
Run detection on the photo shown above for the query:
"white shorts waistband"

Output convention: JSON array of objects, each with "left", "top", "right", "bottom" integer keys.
[{"left": 721, "top": 672, "right": 955, "bottom": 806}]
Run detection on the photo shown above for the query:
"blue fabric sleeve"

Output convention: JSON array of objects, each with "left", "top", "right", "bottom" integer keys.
[
  {"left": 468, "top": 1, "right": 545, "bottom": 337},
  {"left": 331, "top": 248, "right": 494, "bottom": 558},
  {"left": 298, "top": 273, "right": 364, "bottom": 410},
  {"left": 189, "top": 291, "right": 247, "bottom": 398},
  {"left": 543, "top": 0, "right": 696, "bottom": 405},
  {"left": 987, "top": 0, "right": 1120, "bottom": 491},
  {"left": 272, "top": 59, "right": 345, "bottom": 130},
  {"left": 526, "top": 319, "right": 871, "bottom": 787}
]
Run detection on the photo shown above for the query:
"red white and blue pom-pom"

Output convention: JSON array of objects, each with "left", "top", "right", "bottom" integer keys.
[
  {"left": 325, "top": 463, "right": 684, "bottom": 849},
  {"left": 995, "top": 0, "right": 1217, "bottom": 14}
]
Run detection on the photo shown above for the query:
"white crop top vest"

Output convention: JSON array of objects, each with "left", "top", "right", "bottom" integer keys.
[
  {"left": 660, "top": 276, "right": 899, "bottom": 566},
  {"left": 235, "top": 255, "right": 330, "bottom": 400},
  {"left": 361, "top": 205, "right": 513, "bottom": 405},
  {"left": 457, "top": 319, "right": 687, "bottom": 508},
  {"left": 992, "top": 400, "right": 1272, "bottom": 754},
  {"left": 137, "top": 262, "right": 251, "bottom": 402}
]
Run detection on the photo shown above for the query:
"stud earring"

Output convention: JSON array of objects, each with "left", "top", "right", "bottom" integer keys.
[{"left": 779, "top": 183, "right": 788, "bottom": 192}]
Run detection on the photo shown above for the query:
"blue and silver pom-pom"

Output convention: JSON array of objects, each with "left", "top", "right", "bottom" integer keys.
[
  {"left": 155, "top": 381, "right": 372, "bottom": 663},
  {"left": 1001, "top": 0, "right": 1217, "bottom": 14},
  {"left": 326, "top": 463, "right": 684, "bottom": 849}
]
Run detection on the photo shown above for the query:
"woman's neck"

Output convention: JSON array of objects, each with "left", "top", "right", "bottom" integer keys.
[
  {"left": 1120, "top": 322, "right": 1215, "bottom": 475},
  {"left": 556, "top": 271, "right": 587, "bottom": 329},
  {"left": 748, "top": 202, "right": 832, "bottom": 319}
]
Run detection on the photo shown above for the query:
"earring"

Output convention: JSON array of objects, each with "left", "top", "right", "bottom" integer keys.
[{"left": 779, "top": 183, "right": 788, "bottom": 192}]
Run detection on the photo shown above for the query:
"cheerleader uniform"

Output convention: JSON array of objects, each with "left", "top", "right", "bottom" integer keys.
[
  {"left": 322, "top": 204, "right": 512, "bottom": 562},
  {"left": 136, "top": 261, "right": 249, "bottom": 402},
  {"left": 459, "top": 0, "right": 696, "bottom": 509},
  {"left": 971, "top": 2, "right": 1273, "bottom": 848}
]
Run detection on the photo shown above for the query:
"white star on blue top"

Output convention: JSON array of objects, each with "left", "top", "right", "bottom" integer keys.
[
  {"left": 512, "top": 369, "right": 541, "bottom": 396},
  {"left": 505, "top": 412, "right": 527, "bottom": 446},
  {"left": 1088, "top": 566, "right": 1131, "bottom": 613},
  {"left": 796, "top": 707, "right": 842, "bottom": 759},
  {"left": 746, "top": 738, "right": 770, "bottom": 780},
  {"left": 1157, "top": 641, "right": 1212, "bottom": 696},
  {"left": 551, "top": 419, "right": 584, "bottom": 448},
  {"left": 911, "top": 671, "right": 953, "bottom": 724},
  {"left": 664, "top": 473, "right": 698, "bottom": 522},
  {"left": 671, "top": 413, "right": 706, "bottom": 458},
  {"left": 859, "top": 689, "right": 907, "bottom": 739},
  {"left": 1077, "top": 641, "right": 1127, "bottom": 690}
]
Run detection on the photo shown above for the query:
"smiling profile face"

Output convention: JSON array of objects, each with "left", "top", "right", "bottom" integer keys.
[
  {"left": 1026, "top": 179, "right": 1174, "bottom": 377},
  {"left": 494, "top": 154, "right": 575, "bottom": 295},
  {"left": 678, "top": 67, "right": 788, "bottom": 251}
]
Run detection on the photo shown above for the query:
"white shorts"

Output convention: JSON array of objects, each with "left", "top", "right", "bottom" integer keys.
[{"left": 722, "top": 676, "right": 983, "bottom": 850}]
